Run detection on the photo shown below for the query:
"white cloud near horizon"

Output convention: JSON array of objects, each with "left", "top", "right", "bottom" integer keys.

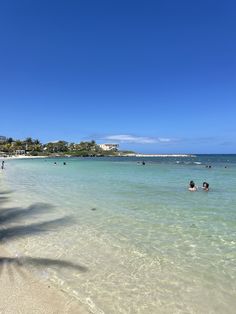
[{"left": 104, "top": 134, "right": 172, "bottom": 144}]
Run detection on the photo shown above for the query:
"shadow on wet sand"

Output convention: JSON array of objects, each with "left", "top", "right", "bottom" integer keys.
[{"left": 0, "top": 191, "right": 87, "bottom": 282}]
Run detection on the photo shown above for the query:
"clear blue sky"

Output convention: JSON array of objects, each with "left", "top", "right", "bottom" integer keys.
[{"left": 0, "top": 0, "right": 235, "bottom": 153}]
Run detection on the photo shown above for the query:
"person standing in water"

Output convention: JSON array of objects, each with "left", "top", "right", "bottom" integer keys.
[
  {"left": 188, "top": 180, "right": 197, "bottom": 191},
  {"left": 1, "top": 160, "right": 5, "bottom": 170},
  {"left": 202, "top": 182, "right": 209, "bottom": 191}
]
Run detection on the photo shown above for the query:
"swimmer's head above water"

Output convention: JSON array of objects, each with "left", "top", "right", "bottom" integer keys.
[
  {"left": 202, "top": 182, "right": 209, "bottom": 191},
  {"left": 189, "top": 180, "right": 197, "bottom": 191}
]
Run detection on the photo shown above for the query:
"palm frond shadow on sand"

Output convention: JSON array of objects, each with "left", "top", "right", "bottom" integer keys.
[{"left": 0, "top": 192, "right": 87, "bottom": 282}]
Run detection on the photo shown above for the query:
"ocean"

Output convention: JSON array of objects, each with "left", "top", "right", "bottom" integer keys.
[{"left": 1, "top": 155, "right": 236, "bottom": 313}]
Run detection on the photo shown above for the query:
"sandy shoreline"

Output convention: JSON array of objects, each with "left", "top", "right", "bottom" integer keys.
[
  {"left": 0, "top": 155, "right": 47, "bottom": 160},
  {"left": 0, "top": 246, "right": 90, "bottom": 314},
  {"left": 0, "top": 178, "right": 89, "bottom": 313}
]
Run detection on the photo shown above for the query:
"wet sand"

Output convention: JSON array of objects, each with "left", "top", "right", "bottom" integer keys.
[{"left": 0, "top": 246, "right": 89, "bottom": 314}]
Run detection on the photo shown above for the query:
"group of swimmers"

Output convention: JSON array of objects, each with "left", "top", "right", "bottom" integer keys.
[
  {"left": 54, "top": 161, "right": 67, "bottom": 165},
  {"left": 137, "top": 161, "right": 146, "bottom": 165},
  {"left": 189, "top": 180, "right": 209, "bottom": 192}
]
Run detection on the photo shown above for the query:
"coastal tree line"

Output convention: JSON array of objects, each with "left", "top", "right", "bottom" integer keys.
[{"left": 0, "top": 137, "right": 123, "bottom": 157}]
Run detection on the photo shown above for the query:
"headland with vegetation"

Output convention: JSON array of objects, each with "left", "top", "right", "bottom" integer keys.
[{"left": 0, "top": 137, "right": 135, "bottom": 158}]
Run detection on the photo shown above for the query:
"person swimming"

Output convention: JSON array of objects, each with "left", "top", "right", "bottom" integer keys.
[
  {"left": 202, "top": 182, "right": 209, "bottom": 191},
  {"left": 188, "top": 180, "right": 197, "bottom": 191}
]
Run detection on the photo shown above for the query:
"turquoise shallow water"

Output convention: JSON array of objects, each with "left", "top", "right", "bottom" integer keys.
[{"left": 1, "top": 155, "right": 236, "bottom": 313}]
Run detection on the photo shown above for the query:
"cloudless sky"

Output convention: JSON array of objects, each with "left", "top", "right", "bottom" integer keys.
[{"left": 0, "top": 0, "right": 235, "bottom": 153}]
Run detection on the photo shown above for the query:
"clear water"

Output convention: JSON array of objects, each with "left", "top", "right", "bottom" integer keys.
[{"left": 1, "top": 156, "right": 236, "bottom": 313}]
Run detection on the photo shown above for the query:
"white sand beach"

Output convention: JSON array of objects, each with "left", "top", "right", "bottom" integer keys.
[
  {"left": 0, "top": 246, "right": 89, "bottom": 314},
  {"left": 0, "top": 155, "right": 47, "bottom": 160}
]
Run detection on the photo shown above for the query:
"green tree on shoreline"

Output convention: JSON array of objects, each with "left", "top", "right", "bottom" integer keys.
[{"left": 0, "top": 137, "right": 128, "bottom": 157}]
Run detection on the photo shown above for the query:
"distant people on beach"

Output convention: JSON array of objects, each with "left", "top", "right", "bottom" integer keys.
[
  {"left": 1, "top": 160, "right": 4, "bottom": 169},
  {"left": 188, "top": 180, "right": 198, "bottom": 192},
  {"left": 202, "top": 182, "right": 209, "bottom": 191}
]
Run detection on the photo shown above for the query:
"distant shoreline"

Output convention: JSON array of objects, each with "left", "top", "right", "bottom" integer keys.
[
  {"left": 0, "top": 154, "right": 197, "bottom": 160},
  {"left": 0, "top": 153, "right": 196, "bottom": 160},
  {"left": 0, "top": 155, "right": 47, "bottom": 160},
  {"left": 125, "top": 154, "right": 196, "bottom": 157}
]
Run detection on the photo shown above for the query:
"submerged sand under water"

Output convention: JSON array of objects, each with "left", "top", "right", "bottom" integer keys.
[{"left": 1, "top": 156, "right": 236, "bottom": 313}]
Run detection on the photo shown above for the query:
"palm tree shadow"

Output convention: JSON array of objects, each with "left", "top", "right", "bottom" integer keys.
[
  {"left": 0, "top": 256, "right": 87, "bottom": 282},
  {"left": 0, "top": 190, "right": 13, "bottom": 195},
  {"left": 0, "top": 216, "right": 72, "bottom": 242},
  {"left": 0, "top": 202, "right": 59, "bottom": 225},
  {"left": 0, "top": 256, "right": 87, "bottom": 271},
  {"left": 0, "top": 196, "right": 9, "bottom": 205},
  {"left": 0, "top": 194, "right": 88, "bottom": 282}
]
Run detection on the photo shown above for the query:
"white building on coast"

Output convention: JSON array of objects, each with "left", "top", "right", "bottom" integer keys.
[{"left": 98, "top": 143, "right": 119, "bottom": 151}]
